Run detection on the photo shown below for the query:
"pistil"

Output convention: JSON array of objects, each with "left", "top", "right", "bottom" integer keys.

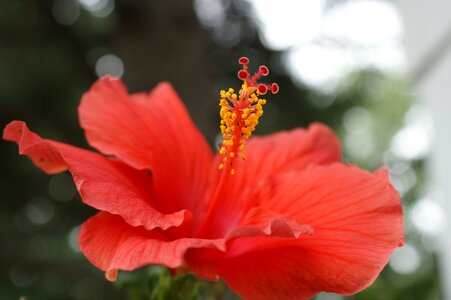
[
  {"left": 195, "top": 58, "right": 278, "bottom": 237},
  {"left": 217, "top": 57, "right": 279, "bottom": 175}
]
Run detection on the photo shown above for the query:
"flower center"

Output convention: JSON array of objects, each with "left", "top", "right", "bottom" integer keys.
[{"left": 217, "top": 57, "right": 279, "bottom": 175}]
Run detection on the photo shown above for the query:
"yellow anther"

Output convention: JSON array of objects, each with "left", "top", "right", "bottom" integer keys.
[
  {"left": 228, "top": 88, "right": 234, "bottom": 93},
  {"left": 219, "top": 147, "right": 227, "bottom": 154},
  {"left": 219, "top": 163, "right": 224, "bottom": 170},
  {"left": 232, "top": 94, "right": 237, "bottom": 100},
  {"left": 231, "top": 169, "right": 235, "bottom": 175},
  {"left": 229, "top": 152, "right": 235, "bottom": 158},
  {"left": 239, "top": 144, "right": 245, "bottom": 151},
  {"left": 239, "top": 153, "right": 246, "bottom": 160}
]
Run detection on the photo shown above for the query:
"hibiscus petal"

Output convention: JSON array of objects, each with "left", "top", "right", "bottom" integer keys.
[
  {"left": 79, "top": 212, "right": 224, "bottom": 279},
  {"left": 198, "top": 123, "right": 341, "bottom": 237},
  {"left": 252, "top": 164, "right": 403, "bottom": 238},
  {"left": 226, "top": 207, "right": 313, "bottom": 239},
  {"left": 78, "top": 77, "right": 212, "bottom": 214},
  {"left": 80, "top": 210, "right": 316, "bottom": 284},
  {"left": 239, "top": 123, "right": 341, "bottom": 175},
  {"left": 191, "top": 164, "right": 403, "bottom": 299},
  {"left": 3, "top": 121, "right": 191, "bottom": 231}
]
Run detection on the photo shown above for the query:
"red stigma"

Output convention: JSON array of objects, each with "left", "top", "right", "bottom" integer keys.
[
  {"left": 259, "top": 66, "right": 269, "bottom": 76},
  {"left": 258, "top": 84, "right": 268, "bottom": 94},
  {"left": 235, "top": 58, "right": 279, "bottom": 96},
  {"left": 238, "top": 70, "right": 248, "bottom": 80},
  {"left": 239, "top": 57, "right": 250, "bottom": 64}
]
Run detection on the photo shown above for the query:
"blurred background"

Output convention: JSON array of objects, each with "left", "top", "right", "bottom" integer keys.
[{"left": 0, "top": 0, "right": 449, "bottom": 299}]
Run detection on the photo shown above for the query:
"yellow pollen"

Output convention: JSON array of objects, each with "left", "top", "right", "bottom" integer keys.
[{"left": 217, "top": 57, "right": 278, "bottom": 174}]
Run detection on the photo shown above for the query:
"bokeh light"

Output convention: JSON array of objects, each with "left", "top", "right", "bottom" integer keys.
[
  {"left": 95, "top": 54, "right": 124, "bottom": 78},
  {"left": 52, "top": 0, "right": 80, "bottom": 25},
  {"left": 391, "top": 105, "right": 434, "bottom": 160},
  {"left": 390, "top": 244, "right": 422, "bottom": 275},
  {"left": 77, "top": 0, "right": 115, "bottom": 17},
  {"left": 410, "top": 196, "right": 447, "bottom": 237},
  {"left": 24, "top": 198, "right": 55, "bottom": 225}
]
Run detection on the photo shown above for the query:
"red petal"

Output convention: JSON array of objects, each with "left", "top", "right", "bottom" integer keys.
[
  {"left": 78, "top": 78, "right": 213, "bottom": 215},
  {"left": 3, "top": 121, "right": 66, "bottom": 174},
  {"left": 79, "top": 212, "right": 224, "bottom": 276},
  {"left": 252, "top": 165, "right": 403, "bottom": 236},
  {"left": 241, "top": 123, "right": 340, "bottom": 177},
  {"left": 191, "top": 164, "right": 403, "bottom": 299},
  {"left": 81, "top": 210, "right": 314, "bottom": 283},
  {"left": 226, "top": 207, "right": 313, "bottom": 240},
  {"left": 199, "top": 123, "right": 341, "bottom": 237},
  {"left": 187, "top": 210, "right": 313, "bottom": 281},
  {"left": 3, "top": 121, "right": 191, "bottom": 231}
]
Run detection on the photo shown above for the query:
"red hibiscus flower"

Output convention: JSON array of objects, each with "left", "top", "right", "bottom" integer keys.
[{"left": 3, "top": 58, "right": 403, "bottom": 300}]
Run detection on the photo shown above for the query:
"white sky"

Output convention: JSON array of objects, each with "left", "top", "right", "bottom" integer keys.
[{"left": 246, "top": 0, "right": 405, "bottom": 89}]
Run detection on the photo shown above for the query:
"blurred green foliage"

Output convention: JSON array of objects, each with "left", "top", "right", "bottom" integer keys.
[{"left": 119, "top": 268, "right": 200, "bottom": 300}]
